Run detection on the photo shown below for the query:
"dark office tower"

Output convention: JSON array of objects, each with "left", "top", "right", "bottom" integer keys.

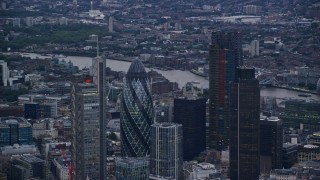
[
  {"left": 208, "top": 45, "right": 236, "bottom": 150},
  {"left": 173, "top": 97, "right": 206, "bottom": 161},
  {"left": 150, "top": 123, "right": 183, "bottom": 180},
  {"left": 260, "top": 116, "right": 283, "bottom": 174},
  {"left": 120, "top": 60, "right": 153, "bottom": 157},
  {"left": 211, "top": 30, "right": 243, "bottom": 67},
  {"left": 24, "top": 103, "right": 40, "bottom": 119},
  {"left": 92, "top": 56, "right": 107, "bottom": 179},
  {"left": 71, "top": 83, "right": 100, "bottom": 180},
  {"left": 229, "top": 68, "right": 260, "bottom": 180}
]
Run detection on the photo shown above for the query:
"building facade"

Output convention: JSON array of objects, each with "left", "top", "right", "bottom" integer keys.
[
  {"left": 0, "top": 117, "right": 32, "bottom": 147},
  {"left": 120, "top": 60, "right": 153, "bottom": 157},
  {"left": 209, "top": 30, "right": 241, "bottom": 150},
  {"left": 71, "top": 83, "right": 100, "bottom": 180},
  {"left": 0, "top": 60, "right": 8, "bottom": 87},
  {"left": 115, "top": 157, "right": 149, "bottom": 180},
  {"left": 150, "top": 123, "right": 183, "bottom": 180},
  {"left": 173, "top": 97, "right": 206, "bottom": 160},
  {"left": 250, "top": 40, "right": 259, "bottom": 57},
  {"left": 280, "top": 100, "right": 320, "bottom": 131},
  {"left": 260, "top": 116, "right": 283, "bottom": 174},
  {"left": 92, "top": 56, "right": 107, "bottom": 179},
  {"left": 229, "top": 68, "right": 260, "bottom": 180}
]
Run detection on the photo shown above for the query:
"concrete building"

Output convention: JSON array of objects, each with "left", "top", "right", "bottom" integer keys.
[
  {"left": 8, "top": 155, "right": 48, "bottom": 179},
  {"left": 183, "top": 162, "right": 222, "bottom": 180},
  {"left": 91, "top": 56, "right": 107, "bottom": 179},
  {"left": 71, "top": 83, "right": 100, "bottom": 180},
  {"left": 52, "top": 155, "right": 71, "bottom": 180},
  {"left": 0, "top": 144, "right": 38, "bottom": 155},
  {"left": 297, "top": 144, "right": 320, "bottom": 162},
  {"left": 59, "top": 17, "right": 68, "bottom": 25},
  {"left": 270, "top": 169, "right": 297, "bottom": 180},
  {"left": 282, "top": 143, "right": 298, "bottom": 169},
  {"left": 243, "top": 5, "right": 258, "bottom": 14},
  {"left": 150, "top": 123, "right": 183, "bottom": 180},
  {"left": 109, "top": 16, "right": 113, "bottom": 32}
]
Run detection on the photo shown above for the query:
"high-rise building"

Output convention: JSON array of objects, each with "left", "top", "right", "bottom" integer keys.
[
  {"left": 243, "top": 5, "right": 258, "bottom": 14},
  {"left": 317, "top": 78, "right": 320, "bottom": 93},
  {"left": 12, "top": 18, "right": 21, "bottom": 27},
  {"left": 71, "top": 82, "right": 100, "bottom": 180},
  {"left": 229, "top": 68, "right": 260, "bottom": 180},
  {"left": 120, "top": 60, "right": 153, "bottom": 157},
  {"left": 26, "top": 17, "right": 33, "bottom": 27},
  {"left": 115, "top": 157, "right": 149, "bottom": 180},
  {"left": 150, "top": 123, "right": 183, "bottom": 180},
  {"left": 209, "top": 30, "right": 241, "bottom": 150},
  {"left": 0, "top": 117, "right": 32, "bottom": 147},
  {"left": 260, "top": 116, "right": 283, "bottom": 174},
  {"left": 250, "top": 40, "right": 259, "bottom": 57},
  {"left": 91, "top": 56, "right": 107, "bottom": 179},
  {"left": 0, "top": 60, "right": 9, "bottom": 87},
  {"left": 173, "top": 97, "right": 206, "bottom": 160},
  {"left": 109, "top": 16, "right": 113, "bottom": 33}
]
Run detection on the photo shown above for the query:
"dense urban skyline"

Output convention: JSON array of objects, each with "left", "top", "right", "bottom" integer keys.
[{"left": 0, "top": 0, "right": 320, "bottom": 179}]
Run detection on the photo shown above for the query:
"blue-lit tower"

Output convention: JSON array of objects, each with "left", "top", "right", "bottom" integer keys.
[{"left": 120, "top": 60, "right": 153, "bottom": 157}]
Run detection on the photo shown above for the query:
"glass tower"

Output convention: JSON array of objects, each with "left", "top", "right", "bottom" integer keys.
[
  {"left": 209, "top": 30, "right": 241, "bottom": 150},
  {"left": 150, "top": 123, "right": 183, "bottom": 180},
  {"left": 120, "top": 60, "right": 153, "bottom": 157},
  {"left": 173, "top": 97, "right": 206, "bottom": 161}
]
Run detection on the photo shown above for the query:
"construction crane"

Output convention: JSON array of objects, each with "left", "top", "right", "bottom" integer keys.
[{"left": 61, "top": 149, "right": 74, "bottom": 180}]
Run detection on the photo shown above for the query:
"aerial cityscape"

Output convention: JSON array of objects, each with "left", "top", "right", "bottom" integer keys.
[{"left": 0, "top": 0, "right": 320, "bottom": 179}]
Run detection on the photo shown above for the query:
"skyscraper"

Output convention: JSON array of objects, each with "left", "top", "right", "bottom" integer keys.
[
  {"left": 109, "top": 17, "right": 113, "bottom": 33},
  {"left": 173, "top": 97, "right": 206, "bottom": 161},
  {"left": 0, "top": 60, "right": 8, "bottom": 87},
  {"left": 91, "top": 56, "right": 107, "bottom": 179},
  {"left": 260, "top": 116, "right": 283, "bottom": 174},
  {"left": 150, "top": 123, "right": 183, "bottom": 180},
  {"left": 209, "top": 30, "right": 241, "bottom": 150},
  {"left": 250, "top": 40, "right": 259, "bottom": 57},
  {"left": 71, "top": 82, "right": 100, "bottom": 180},
  {"left": 229, "top": 68, "right": 260, "bottom": 180},
  {"left": 120, "top": 60, "right": 153, "bottom": 157}
]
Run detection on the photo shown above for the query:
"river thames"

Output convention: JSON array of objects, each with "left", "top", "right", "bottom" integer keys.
[{"left": 19, "top": 53, "right": 320, "bottom": 102}]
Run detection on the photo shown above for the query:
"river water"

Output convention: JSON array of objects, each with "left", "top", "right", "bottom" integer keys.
[{"left": 16, "top": 53, "right": 320, "bottom": 102}]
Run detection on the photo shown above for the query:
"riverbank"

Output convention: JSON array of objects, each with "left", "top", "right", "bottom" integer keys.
[{"left": 272, "top": 85, "right": 320, "bottom": 95}]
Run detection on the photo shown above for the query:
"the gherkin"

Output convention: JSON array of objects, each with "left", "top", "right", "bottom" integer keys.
[{"left": 120, "top": 60, "right": 154, "bottom": 157}]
